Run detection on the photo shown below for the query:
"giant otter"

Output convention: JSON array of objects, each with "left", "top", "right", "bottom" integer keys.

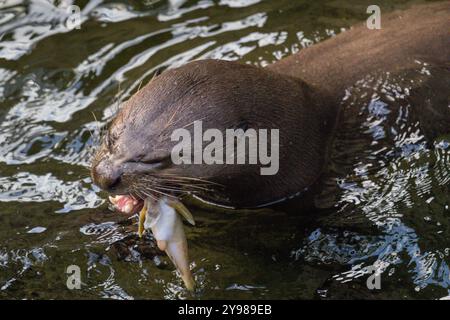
[
  {"left": 90, "top": 2, "right": 449, "bottom": 289},
  {"left": 91, "top": 2, "right": 449, "bottom": 210}
]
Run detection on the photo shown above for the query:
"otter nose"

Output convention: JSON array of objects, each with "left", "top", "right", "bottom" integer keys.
[
  {"left": 91, "top": 160, "right": 123, "bottom": 192},
  {"left": 103, "top": 175, "right": 122, "bottom": 191}
]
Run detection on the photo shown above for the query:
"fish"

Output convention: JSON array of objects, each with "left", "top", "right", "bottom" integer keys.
[
  {"left": 140, "top": 197, "right": 196, "bottom": 291},
  {"left": 109, "top": 195, "right": 196, "bottom": 290}
]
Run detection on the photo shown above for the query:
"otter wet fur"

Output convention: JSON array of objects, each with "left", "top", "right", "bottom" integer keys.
[{"left": 91, "top": 3, "right": 449, "bottom": 209}]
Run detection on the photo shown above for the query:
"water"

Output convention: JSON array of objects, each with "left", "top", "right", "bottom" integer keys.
[{"left": 0, "top": 0, "right": 448, "bottom": 299}]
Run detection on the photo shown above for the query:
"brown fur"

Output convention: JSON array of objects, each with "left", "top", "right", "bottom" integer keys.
[
  {"left": 269, "top": 2, "right": 449, "bottom": 98},
  {"left": 91, "top": 3, "right": 450, "bottom": 208}
]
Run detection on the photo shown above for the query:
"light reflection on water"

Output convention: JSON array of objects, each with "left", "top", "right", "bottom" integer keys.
[
  {"left": 0, "top": 0, "right": 448, "bottom": 299},
  {"left": 308, "top": 66, "right": 450, "bottom": 298}
]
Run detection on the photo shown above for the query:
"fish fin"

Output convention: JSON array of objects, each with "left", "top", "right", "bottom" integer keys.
[
  {"left": 138, "top": 202, "right": 147, "bottom": 238},
  {"left": 169, "top": 199, "right": 195, "bottom": 226}
]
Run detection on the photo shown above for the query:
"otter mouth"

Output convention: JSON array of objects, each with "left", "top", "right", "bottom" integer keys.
[{"left": 109, "top": 194, "right": 144, "bottom": 215}]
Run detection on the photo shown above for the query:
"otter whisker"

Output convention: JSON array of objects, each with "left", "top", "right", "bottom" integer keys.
[
  {"left": 142, "top": 177, "right": 207, "bottom": 186},
  {"left": 138, "top": 174, "right": 221, "bottom": 189},
  {"left": 85, "top": 124, "right": 96, "bottom": 145},
  {"left": 141, "top": 178, "right": 219, "bottom": 192},
  {"left": 136, "top": 79, "right": 143, "bottom": 93},
  {"left": 154, "top": 174, "right": 223, "bottom": 186},
  {"left": 169, "top": 117, "right": 206, "bottom": 128},
  {"left": 113, "top": 81, "right": 123, "bottom": 115},
  {"left": 129, "top": 186, "right": 142, "bottom": 198},
  {"left": 162, "top": 103, "right": 186, "bottom": 132},
  {"left": 156, "top": 184, "right": 208, "bottom": 194},
  {"left": 151, "top": 189, "right": 177, "bottom": 199},
  {"left": 91, "top": 112, "right": 101, "bottom": 134},
  {"left": 163, "top": 183, "right": 212, "bottom": 192},
  {"left": 141, "top": 185, "right": 177, "bottom": 199},
  {"left": 137, "top": 191, "right": 156, "bottom": 202},
  {"left": 135, "top": 188, "right": 158, "bottom": 202},
  {"left": 152, "top": 185, "right": 185, "bottom": 193}
]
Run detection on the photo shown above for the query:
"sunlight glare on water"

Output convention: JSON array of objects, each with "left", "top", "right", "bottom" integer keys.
[{"left": 0, "top": 0, "right": 448, "bottom": 299}]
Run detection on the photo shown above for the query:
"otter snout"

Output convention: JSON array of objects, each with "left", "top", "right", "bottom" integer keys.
[{"left": 91, "top": 158, "right": 123, "bottom": 192}]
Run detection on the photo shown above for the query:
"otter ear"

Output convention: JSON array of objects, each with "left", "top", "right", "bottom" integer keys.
[{"left": 167, "top": 199, "right": 195, "bottom": 226}]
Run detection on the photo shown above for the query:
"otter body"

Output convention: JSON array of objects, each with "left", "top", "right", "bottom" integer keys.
[{"left": 91, "top": 3, "right": 450, "bottom": 208}]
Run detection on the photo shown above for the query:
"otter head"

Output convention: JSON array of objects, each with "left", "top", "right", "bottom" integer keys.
[{"left": 91, "top": 59, "right": 335, "bottom": 208}]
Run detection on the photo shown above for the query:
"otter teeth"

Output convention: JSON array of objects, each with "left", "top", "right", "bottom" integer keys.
[
  {"left": 109, "top": 195, "right": 117, "bottom": 205},
  {"left": 123, "top": 202, "right": 133, "bottom": 214},
  {"left": 109, "top": 195, "right": 141, "bottom": 214}
]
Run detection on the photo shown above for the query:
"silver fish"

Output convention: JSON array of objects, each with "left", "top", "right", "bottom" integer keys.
[{"left": 139, "top": 197, "right": 195, "bottom": 291}]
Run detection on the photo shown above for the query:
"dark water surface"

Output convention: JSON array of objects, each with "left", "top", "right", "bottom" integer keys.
[{"left": 0, "top": 0, "right": 449, "bottom": 299}]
